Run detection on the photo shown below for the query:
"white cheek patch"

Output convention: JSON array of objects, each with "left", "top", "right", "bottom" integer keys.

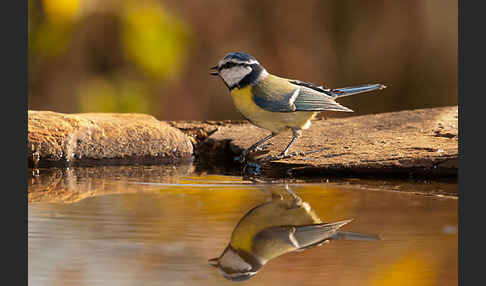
[
  {"left": 219, "top": 248, "right": 252, "bottom": 272},
  {"left": 220, "top": 66, "right": 252, "bottom": 88}
]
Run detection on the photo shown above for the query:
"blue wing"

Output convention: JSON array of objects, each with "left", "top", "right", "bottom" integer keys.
[
  {"left": 292, "top": 87, "right": 354, "bottom": 112},
  {"left": 288, "top": 80, "right": 330, "bottom": 94},
  {"left": 290, "top": 80, "right": 386, "bottom": 98},
  {"left": 252, "top": 87, "right": 297, "bottom": 112},
  {"left": 253, "top": 219, "right": 354, "bottom": 251},
  {"left": 252, "top": 80, "right": 353, "bottom": 113},
  {"left": 287, "top": 80, "right": 354, "bottom": 112},
  {"left": 289, "top": 81, "right": 387, "bottom": 112},
  {"left": 251, "top": 76, "right": 385, "bottom": 113}
]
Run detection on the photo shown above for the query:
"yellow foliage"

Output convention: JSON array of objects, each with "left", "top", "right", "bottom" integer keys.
[
  {"left": 76, "top": 77, "right": 152, "bottom": 113},
  {"left": 33, "top": 22, "right": 73, "bottom": 58},
  {"left": 77, "top": 78, "right": 117, "bottom": 112},
  {"left": 121, "top": 1, "right": 191, "bottom": 80},
  {"left": 42, "top": 0, "right": 81, "bottom": 22}
]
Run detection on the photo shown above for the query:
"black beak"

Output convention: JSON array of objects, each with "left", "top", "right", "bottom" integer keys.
[
  {"left": 208, "top": 258, "right": 219, "bottom": 267},
  {"left": 210, "top": 65, "right": 219, "bottom": 76}
]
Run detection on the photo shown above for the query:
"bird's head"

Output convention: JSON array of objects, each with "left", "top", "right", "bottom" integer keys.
[
  {"left": 208, "top": 245, "right": 262, "bottom": 282},
  {"left": 210, "top": 52, "right": 268, "bottom": 90}
]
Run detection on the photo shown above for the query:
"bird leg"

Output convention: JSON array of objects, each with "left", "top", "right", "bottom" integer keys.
[
  {"left": 282, "top": 129, "right": 302, "bottom": 156},
  {"left": 247, "top": 133, "right": 276, "bottom": 154},
  {"left": 259, "top": 129, "right": 305, "bottom": 162},
  {"left": 284, "top": 184, "right": 303, "bottom": 208},
  {"left": 236, "top": 133, "right": 275, "bottom": 162}
]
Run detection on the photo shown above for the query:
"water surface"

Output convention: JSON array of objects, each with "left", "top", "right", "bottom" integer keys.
[{"left": 28, "top": 166, "right": 457, "bottom": 285}]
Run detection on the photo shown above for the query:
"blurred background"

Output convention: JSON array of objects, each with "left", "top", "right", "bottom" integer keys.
[{"left": 28, "top": 0, "right": 457, "bottom": 121}]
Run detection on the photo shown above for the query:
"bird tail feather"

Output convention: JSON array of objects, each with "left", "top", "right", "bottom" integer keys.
[
  {"left": 330, "top": 83, "right": 386, "bottom": 98},
  {"left": 293, "top": 219, "right": 354, "bottom": 250},
  {"left": 332, "top": 231, "right": 382, "bottom": 241}
]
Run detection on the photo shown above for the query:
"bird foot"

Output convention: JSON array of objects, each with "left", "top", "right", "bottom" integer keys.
[
  {"left": 254, "top": 142, "right": 272, "bottom": 152},
  {"left": 235, "top": 143, "right": 273, "bottom": 163},
  {"left": 258, "top": 147, "right": 328, "bottom": 162},
  {"left": 258, "top": 150, "right": 306, "bottom": 162}
]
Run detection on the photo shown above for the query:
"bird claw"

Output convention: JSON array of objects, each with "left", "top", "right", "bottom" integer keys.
[
  {"left": 258, "top": 150, "right": 304, "bottom": 162},
  {"left": 254, "top": 142, "right": 272, "bottom": 152},
  {"left": 236, "top": 143, "right": 274, "bottom": 163},
  {"left": 288, "top": 150, "right": 306, "bottom": 157},
  {"left": 258, "top": 148, "right": 327, "bottom": 162}
]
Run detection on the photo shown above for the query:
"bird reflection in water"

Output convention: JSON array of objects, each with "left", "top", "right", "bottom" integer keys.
[{"left": 209, "top": 185, "right": 381, "bottom": 281}]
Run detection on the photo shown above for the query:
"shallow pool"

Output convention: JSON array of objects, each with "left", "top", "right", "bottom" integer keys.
[{"left": 28, "top": 165, "right": 457, "bottom": 286}]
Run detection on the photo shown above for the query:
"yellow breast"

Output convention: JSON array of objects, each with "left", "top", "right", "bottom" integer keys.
[
  {"left": 230, "top": 86, "right": 317, "bottom": 133},
  {"left": 231, "top": 86, "right": 261, "bottom": 121}
]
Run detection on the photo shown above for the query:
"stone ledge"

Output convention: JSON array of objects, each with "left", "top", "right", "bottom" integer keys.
[
  {"left": 194, "top": 106, "right": 458, "bottom": 178},
  {"left": 28, "top": 111, "right": 194, "bottom": 167},
  {"left": 28, "top": 106, "right": 458, "bottom": 179}
]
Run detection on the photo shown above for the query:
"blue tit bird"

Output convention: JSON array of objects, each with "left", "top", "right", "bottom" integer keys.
[
  {"left": 210, "top": 52, "right": 387, "bottom": 161},
  {"left": 209, "top": 185, "right": 381, "bottom": 281}
]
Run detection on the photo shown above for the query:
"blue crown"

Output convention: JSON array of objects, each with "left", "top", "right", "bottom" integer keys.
[{"left": 223, "top": 52, "right": 256, "bottom": 62}]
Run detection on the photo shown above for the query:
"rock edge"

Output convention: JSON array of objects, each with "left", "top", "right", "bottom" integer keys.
[
  {"left": 28, "top": 106, "right": 458, "bottom": 179},
  {"left": 28, "top": 111, "right": 194, "bottom": 167}
]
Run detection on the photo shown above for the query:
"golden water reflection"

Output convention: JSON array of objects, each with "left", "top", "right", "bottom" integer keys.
[
  {"left": 209, "top": 186, "right": 380, "bottom": 281},
  {"left": 28, "top": 170, "right": 457, "bottom": 285}
]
